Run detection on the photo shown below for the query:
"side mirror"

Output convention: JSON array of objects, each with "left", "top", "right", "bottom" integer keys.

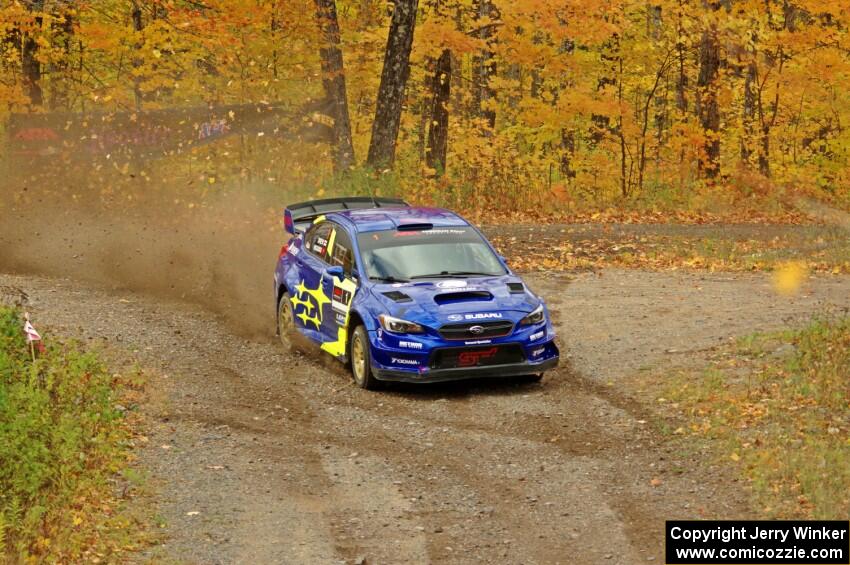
[{"left": 324, "top": 265, "right": 344, "bottom": 280}]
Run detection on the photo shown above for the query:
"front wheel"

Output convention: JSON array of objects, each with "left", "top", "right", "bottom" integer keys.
[{"left": 350, "top": 325, "right": 379, "bottom": 390}]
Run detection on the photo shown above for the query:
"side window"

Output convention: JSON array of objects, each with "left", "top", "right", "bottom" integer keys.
[
  {"left": 304, "top": 225, "right": 317, "bottom": 251},
  {"left": 306, "top": 222, "right": 333, "bottom": 262},
  {"left": 329, "top": 227, "right": 354, "bottom": 275}
]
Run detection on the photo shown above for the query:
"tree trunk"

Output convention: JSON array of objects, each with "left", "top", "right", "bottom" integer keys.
[
  {"left": 132, "top": 0, "right": 144, "bottom": 111},
  {"left": 426, "top": 48, "right": 451, "bottom": 175},
  {"left": 758, "top": 125, "right": 770, "bottom": 177},
  {"left": 472, "top": 0, "right": 498, "bottom": 130},
  {"left": 639, "top": 55, "right": 670, "bottom": 192},
  {"left": 530, "top": 68, "right": 542, "bottom": 99},
  {"left": 50, "top": 7, "right": 74, "bottom": 110},
  {"left": 367, "top": 0, "right": 419, "bottom": 169},
  {"left": 675, "top": 0, "right": 687, "bottom": 114},
  {"left": 21, "top": 0, "right": 44, "bottom": 109},
  {"left": 617, "top": 47, "right": 628, "bottom": 197},
  {"left": 741, "top": 60, "right": 756, "bottom": 165},
  {"left": 696, "top": 17, "right": 720, "bottom": 178},
  {"left": 315, "top": 0, "right": 356, "bottom": 172},
  {"left": 559, "top": 130, "right": 576, "bottom": 180}
]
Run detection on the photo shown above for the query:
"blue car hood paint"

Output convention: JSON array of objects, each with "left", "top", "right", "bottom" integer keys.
[{"left": 368, "top": 276, "right": 539, "bottom": 327}]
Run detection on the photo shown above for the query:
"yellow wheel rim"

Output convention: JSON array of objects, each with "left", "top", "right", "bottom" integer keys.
[
  {"left": 352, "top": 333, "right": 366, "bottom": 383},
  {"left": 279, "top": 300, "right": 294, "bottom": 344}
]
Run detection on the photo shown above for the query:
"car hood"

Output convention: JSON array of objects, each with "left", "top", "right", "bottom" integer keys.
[{"left": 368, "top": 275, "right": 540, "bottom": 327}]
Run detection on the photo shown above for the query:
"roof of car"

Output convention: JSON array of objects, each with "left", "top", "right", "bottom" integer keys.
[{"left": 329, "top": 206, "right": 470, "bottom": 233}]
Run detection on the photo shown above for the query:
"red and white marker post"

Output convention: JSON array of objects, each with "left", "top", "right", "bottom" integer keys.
[{"left": 23, "top": 313, "right": 42, "bottom": 362}]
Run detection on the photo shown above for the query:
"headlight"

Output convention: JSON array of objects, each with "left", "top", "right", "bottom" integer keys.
[
  {"left": 519, "top": 304, "right": 545, "bottom": 326},
  {"left": 379, "top": 314, "right": 425, "bottom": 334}
]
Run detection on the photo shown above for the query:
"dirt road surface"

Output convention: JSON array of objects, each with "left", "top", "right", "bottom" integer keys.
[{"left": 3, "top": 268, "right": 849, "bottom": 565}]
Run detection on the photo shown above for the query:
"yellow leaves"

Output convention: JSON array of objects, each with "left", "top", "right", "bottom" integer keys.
[
  {"left": 6, "top": 0, "right": 850, "bottom": 228},
  {"left": 414, "top": 20, "right": 479, "bottom": 58}
]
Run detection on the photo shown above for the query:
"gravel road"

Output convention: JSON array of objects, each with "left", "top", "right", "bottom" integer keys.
[{"left": 3, "top": 268, "right": 849, "bottom": 565}]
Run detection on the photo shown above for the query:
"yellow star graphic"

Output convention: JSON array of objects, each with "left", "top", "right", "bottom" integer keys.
[
  {"left": 290, "top": 279, "right": 328, "bottom": 327},
  {"left": 295, "top": 280, "right": 308, "bottom": 297},
  {"left": 290, "top": 294, "right": 314, "bottom": 312},
  {"left": 303, "top": 284, "right": 331, "bottom": 315},
  {"left": 297, "top": 310, "right": 321, "bottom": 328}
]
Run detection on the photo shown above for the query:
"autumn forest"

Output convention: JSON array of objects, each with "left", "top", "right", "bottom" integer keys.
[{"left": 3, "top": 0, "right": 850, "bottom": 218}]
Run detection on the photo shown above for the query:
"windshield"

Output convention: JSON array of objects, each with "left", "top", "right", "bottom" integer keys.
[{"left": 357, "top": 227, "right": 507, "bottom": 281}]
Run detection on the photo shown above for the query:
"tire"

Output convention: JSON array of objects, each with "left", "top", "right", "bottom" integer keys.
[
  {"left": 277, "top": 291, "right": 295, "bottom": 350},
  {"left": 350, "top": 325, "right": 379, "bottom": 390}
]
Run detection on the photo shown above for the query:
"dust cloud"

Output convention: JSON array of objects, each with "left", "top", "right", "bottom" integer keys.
[{"left": 0, "top": 153, "right": 297, "bottom": 339}]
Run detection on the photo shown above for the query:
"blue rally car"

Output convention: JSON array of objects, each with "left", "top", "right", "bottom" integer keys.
[{"left": 274, "top": 197, "right": 559, "bottom": 389}]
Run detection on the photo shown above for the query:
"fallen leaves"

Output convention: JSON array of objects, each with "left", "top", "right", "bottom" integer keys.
[
  {"left": 486, "top": 227, "right": 850, "bottom": 275},
  {"left": 475, "top": 203, "right": 813, "bottom": 227}
]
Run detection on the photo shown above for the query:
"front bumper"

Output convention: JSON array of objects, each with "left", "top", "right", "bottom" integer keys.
[
  {"left": 373, "top": 356, "right": 558, "bottom": 383},
  {"left": 368, "top": 319, "right": 560, "bottom": 384}
]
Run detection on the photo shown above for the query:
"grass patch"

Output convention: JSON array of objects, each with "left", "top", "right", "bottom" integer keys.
[
  {"left": 0, "top": 306, "right": 151, "bottom": 561},
  {"left": 661, "top": 317, "right": 850, "bottom": 518}
]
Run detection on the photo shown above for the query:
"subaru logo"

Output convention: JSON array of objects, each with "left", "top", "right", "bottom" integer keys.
[
  {"left": 469, "top": 325, "right": 485, "bottom": 335},
  {"left": 447, "top": 314, "right": 464, "bottom": 322}
]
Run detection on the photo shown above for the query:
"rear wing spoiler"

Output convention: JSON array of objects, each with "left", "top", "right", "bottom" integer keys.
[{"left": 284, "top": 196, "right": 409, "bottom": 234}]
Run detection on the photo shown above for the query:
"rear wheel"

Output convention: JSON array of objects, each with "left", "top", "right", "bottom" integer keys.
[
  {"left": 350, "top": 325, "right": 379, "bottom": 390},
  {"left": 277, "top": 292, "right": 295, "bottom": 349}
]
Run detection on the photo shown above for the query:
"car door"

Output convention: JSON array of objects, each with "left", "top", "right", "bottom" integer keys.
[
  {"left": 319, "top": 223, "right": 359, "bottom": 357},
  {"left": 288, "top": 221, "right": 333, "bottom": 340}
]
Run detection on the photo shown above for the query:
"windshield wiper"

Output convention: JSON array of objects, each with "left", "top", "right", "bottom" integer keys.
[
  {"left": 369, "top": 275, "right": 409, "bottom": 283},
  {"left": 410, "top": 271, "right": 498, "bottom": 279}
]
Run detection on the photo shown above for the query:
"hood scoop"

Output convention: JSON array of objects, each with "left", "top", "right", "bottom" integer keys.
[
  {"left": 433, "top": 291, "right": 493, "bottom": 305},
  {"left": 382, "top": 290, "right": 413, "bottom": 303},
  {"left": 507, "top": 282, "right": 525, "bottom": 293}
]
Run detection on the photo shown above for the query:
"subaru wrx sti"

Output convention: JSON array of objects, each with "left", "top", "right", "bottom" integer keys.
[{"left": 274, "top": 197, "right": 559, "bottom": 389}]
